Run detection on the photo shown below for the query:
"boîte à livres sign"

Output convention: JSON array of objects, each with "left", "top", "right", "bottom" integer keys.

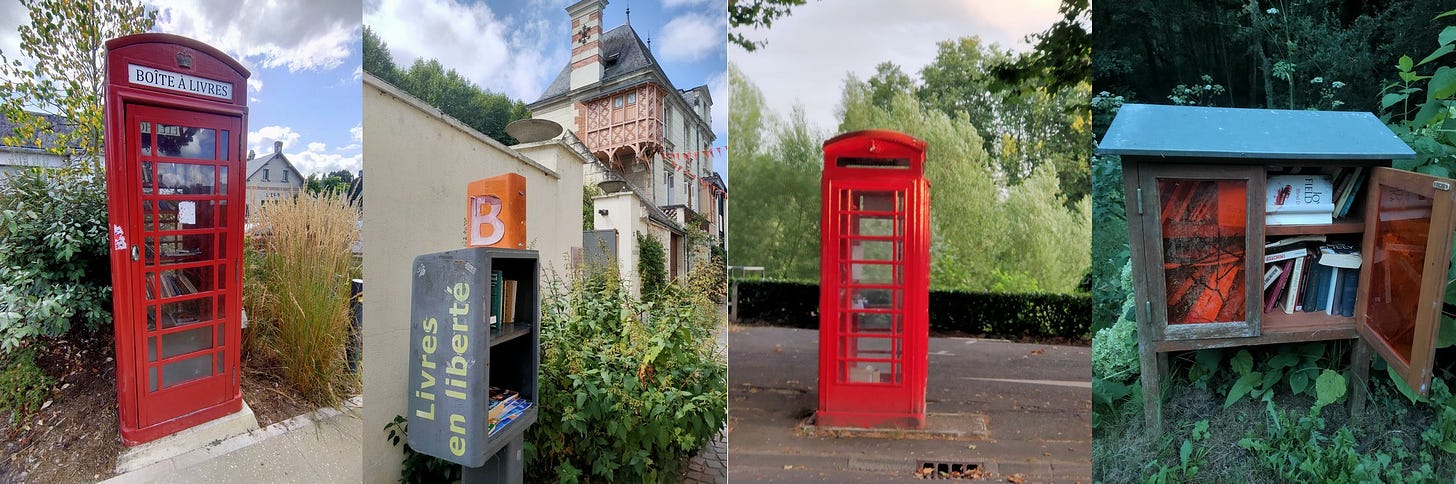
[
  {"left": 127, "top": 63, "right": 233, "bottom": 99},
  {"left": 408, "top": 248, "right": 493, "bottom": 467}
]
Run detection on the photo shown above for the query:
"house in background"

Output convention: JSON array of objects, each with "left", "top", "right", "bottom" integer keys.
[
  {"left": 528, "top": 0, "right": 727, "bottom": 293},
  {"left": 0, "top": 111, "right": 73, "bottom": 177},
  {"left": 245, "top": 140, "right": 305, "bottom": 215}
]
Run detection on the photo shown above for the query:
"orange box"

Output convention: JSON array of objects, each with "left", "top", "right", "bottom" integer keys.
[{"left": 466, "top": 174, "right": 526, "bottom": 249}]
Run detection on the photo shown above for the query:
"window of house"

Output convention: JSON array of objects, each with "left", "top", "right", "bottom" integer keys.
[
  {"left": 627, "top": 92, "right": 637, "bottom": 105},
  {"left": 682, "top": 118, "right": 689, "bottom": 142},
  {"left": 283, "top": 170, "right": 289, "bottom": 182},
  {"left": 263, "top": 168, "right": 269, "bottom": 181},
  {"left": 664, "top": 107, "right": 672, "bottom": 133},
  {"left": 614, "top": 96, "right": 623, "bottom": 108}
]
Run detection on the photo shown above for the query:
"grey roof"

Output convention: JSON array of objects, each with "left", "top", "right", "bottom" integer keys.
[
  {"left": 1098, "top": 104, "right": 1415, "bottom": 160},
  {"left": 535, "top": 24, "right": 663, "bottom": 104},
  {"left": 245, "top": 149, "right": 303, "bottom": 183},
  {"left": 0, "top": 111, "right": 78, "bottom": 151}
]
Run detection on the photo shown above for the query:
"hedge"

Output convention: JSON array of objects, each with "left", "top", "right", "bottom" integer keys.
[{"left": 732, "top": 279, "right": 1091, "bottom": 340}]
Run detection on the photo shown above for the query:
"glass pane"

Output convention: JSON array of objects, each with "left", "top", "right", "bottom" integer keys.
[
  {"left": 156, "top": 163, "right": 216, "bottom": 195},
  {"left": 219, "top": 130, "right": 229, "bottom": 161},
  {"left": 154, "top": 124, "right": 217, "bottom": 161},
  {"left": 142, "top": 162, "right": 153, "bottom": 194},
  {"left": 148, "top": 266, "right": 213, "bottom": 299},
  {"left": 853, "top": 191, "right": 901, "bottom": 212},
  {"left": 844, "top": 288, "right": 900, "bottom": 310},
  {"left": 149, "top": 366, "right": 158, "bottom": 392},
  {"left": 216, "top": 323, "right": 225, "bottom": 346},
  {"left": 1367, "top": 186, "right": 1432, "bottom": 365},
  {"left": 842, "top": 360, "right": 901, "bottom": 384},
  {"left": 140, "top": 122, "right": 152, "bottom": 156},
  {"left": 217, "top": 264, "right": 227, "bottom": 291},
  {"left": 160, "top": 325, "right": 213, "bottom": 359},
  {"left": 855, "top": 215, "right": 897, "bottom": 237},
  {"left": 147, "top": 337, "right": 157, "bottom": 362},
  {"left": 1159, "top": 179, "right": 1248, "bottom": 324},
  {"left": 218, "top": 200, "right": 228, "bottom": 227},
  {"left": 216, "top": 294, "right": 226, "bottom": 320},
  {"left": 220, "top": 166, "right": 229, "bottom": 195},
  {"left": 846, "top": 263, "right": 899, "bottom": 285},
  {"left": 847, "top": 239, "right": 900, "bottom": 261},
  {"left": 146, "top": 234, "right": 213, "bottom": 265},
  {"left": 844, "top": 337, "right": 901, "bottom": 361},
  {"left": 161, "top": 353, "right": 212, "bottom": 388},
  {"left": 216, "top": 350, "right": 225, "bottom": 374},
  {"left": 158, "top": 297, "right": 213, "bottom": 328},
  {"left": 147, "top": 306, "right": 156, "bottom": 332},
  {"left": 154, "top": 200, "right": 217, "bottom": 230},
  {"left": 848, "top": 312, "right": 895, "bottom": 334}
]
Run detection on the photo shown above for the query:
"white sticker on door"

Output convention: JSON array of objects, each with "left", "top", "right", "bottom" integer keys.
[{"left": 178, "top": 201, "right": 196, "bottom": 225}]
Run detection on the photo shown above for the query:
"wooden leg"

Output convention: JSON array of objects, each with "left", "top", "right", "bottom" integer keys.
[
  {"left": 1349, "top": 339, "right": 1371, "bottom": 418},
  {"left": 1139, "top": 345, "right": 1164, "bottom": 436}
]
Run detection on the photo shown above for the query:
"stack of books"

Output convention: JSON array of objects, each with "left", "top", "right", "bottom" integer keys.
[
  {"left": 487, "top": 386, "right": 532, "bottom": 437},
  {"left": 1265, "top": 168, "right": 1367, "bottom": 225},
  {"left": 1263, "top": 235, "right": 1361, "bottom": 316}
]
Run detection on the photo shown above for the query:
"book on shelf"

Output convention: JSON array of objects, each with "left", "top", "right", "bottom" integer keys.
[
  {"left": 1267, "top": 174, "right": 1335, "bottom": 225},
  {"left": 1263, "top": 265, "right": 1284, "bottom": 290},
  {"left": 487, "top": 386, "right": 532, "bottom": 437},
  {"left": 1282, "top": 255, "right": 1308, "bottom": 314},
  {"left": 1266, "top": 234, "right": 1327, "bottom": 249},
  {"left": 490, "top": 270, "right": 503, "bottom": 329},
  {"left": 1302, "top": 263, "right": 1331, "bottom": 312},
  {"left": 1266, "top": 246, "right": 1311, "bottom": 264},
  {"left": 1317, "top": 242, "right": 1362, "bottom": 269},
  {"left": 1337, "top": 269, "right": 1358, "bottom": 317},
  {"left": 1333, "top": 167, "right": 1367, "bottom": 218},
  {"left": 502, "top": 279, "right": 518, "bottom": 324},
  {"left": 1265, "top": 258, "right": 1296, "bottom": 313}
]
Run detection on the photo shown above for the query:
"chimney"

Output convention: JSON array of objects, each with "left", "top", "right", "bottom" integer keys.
[
  {"left": 247, "top": 149, "right": 255, "bottom": 160},
  {"left": 566, "top": 0, "right": 607, "bottom": 91},
  {"left": 274, "top": 140, "right": 283, "bottom": 154}
]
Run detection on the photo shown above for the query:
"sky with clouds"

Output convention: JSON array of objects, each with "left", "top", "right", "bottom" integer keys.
[
  {"left": 731, "top": 0, "right": 1062, "bottom": 132},
  {"left": 0, "top": 0, "right": 362, "bottom": 177},
  {"left": 364, "top": 0, "right": 728, "bottom": 178}
]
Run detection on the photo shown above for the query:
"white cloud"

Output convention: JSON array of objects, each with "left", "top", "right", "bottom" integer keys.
[
  {"left": 658, "top": 13, "right": 723, "bottom": 63},
  {"left": 289, "top": 149, "right": 362, "bottom": 176},
  {"left": 246, "top": 125, "right": 360, "bottom": 176},
  {"left": 0, "top": 2, "right": 28, "bottom": 74},
  {"left": 349, "top": 123, "right": 362, "bottom": 141},
  {"left": 247, "top": 78, "right": 263, "bottom": 92},
  {"left": 661, "top": 0, "right": 715, "bottom": 8},
  {"left": 365, "top": 0, "right": 566, "bottom": 102},
  {"left": 248, "top": 125, "right": 301, "bottom": 154},
  {"left": 150, "top": 0, "right": 359, "bottom": 72},
  {"left": 707, "top": 71, "right": 726, "bottom": 137},
  {"left": 731, "top": 0, "right": 1060, "bottom": 130}
]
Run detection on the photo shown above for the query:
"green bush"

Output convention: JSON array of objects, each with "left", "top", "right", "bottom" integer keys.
[
  {"left": 0, "top": 168, "right": 110, "bottom": 350},
  {"left": 527, "top": 265, "right": 726, "bottom": 482},
  {"left": 636, "top": 232, "right": 667, "bottom": 298},
  {"left": 243, "top": 192, "right": 360, "bottom": 406},
  {"left": 0, "top": 348, "right": 54, "bottom": 421},
  {"left": 733, "top": 279, "right": 1091, "bottom": 340},
  {"left": 1092, "top": 262, "right": 1139, "bottom": 384}
]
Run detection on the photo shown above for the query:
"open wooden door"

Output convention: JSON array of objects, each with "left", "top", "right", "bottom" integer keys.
[{"left": 1356, "top": 166, "right": 1456, "bottom": 396}]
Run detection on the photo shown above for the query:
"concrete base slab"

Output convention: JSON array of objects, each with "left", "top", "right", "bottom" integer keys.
[
  {"left": 796, "top": 412, "right": 991, "bottom": 441},
  {"left": 114, "top": 401, "right": 261, "bottom": 475}
]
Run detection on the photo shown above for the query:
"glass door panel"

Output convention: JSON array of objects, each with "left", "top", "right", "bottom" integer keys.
[{"left": 836, "top": 187, "right": 908, "bottom": 385}]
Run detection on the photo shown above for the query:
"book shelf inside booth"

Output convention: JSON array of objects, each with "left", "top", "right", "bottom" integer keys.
[
  {"left": 480, "top": 251, "right": 539, "bottom": 458},
  {"left": 1238, "top": 162, "right": 1378, "bottom": 349}
]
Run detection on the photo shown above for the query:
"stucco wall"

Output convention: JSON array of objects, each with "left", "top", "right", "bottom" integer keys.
[{"left": 361, "top": 75, "right": 584, "bottom": 482}]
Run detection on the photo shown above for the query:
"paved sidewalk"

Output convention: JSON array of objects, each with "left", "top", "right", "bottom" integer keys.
[
  {"left": 728, "top": 326, "right": 1091, "bottom": 482},
  {"left": 104, "top": 397, "right": 363, "bottom": 484}
]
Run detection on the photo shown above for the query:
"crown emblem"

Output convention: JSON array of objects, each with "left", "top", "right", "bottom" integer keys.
[{"left": 175, "top": 51, "right": 193, "bottom": 69}]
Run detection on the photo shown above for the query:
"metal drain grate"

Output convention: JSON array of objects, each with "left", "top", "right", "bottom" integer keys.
[{"left": 914, "top": 461, "right": 984, "bottom": 479}]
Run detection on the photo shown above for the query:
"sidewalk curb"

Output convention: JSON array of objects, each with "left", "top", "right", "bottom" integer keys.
[{"left": 103, "top": 395, "right": 363, "bottom": 484}]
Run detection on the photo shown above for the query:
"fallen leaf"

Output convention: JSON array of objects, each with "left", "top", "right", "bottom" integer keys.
[
  {"left": 1030, "top": 349, "right": 1046, "bottom": 355},
  {"left": 1008, "top": 473, "right": 1025, "bottom": 484}
]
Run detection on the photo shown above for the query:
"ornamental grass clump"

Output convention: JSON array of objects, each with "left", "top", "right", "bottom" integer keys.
[{"left": 244, "top": 192, "right": 359, "bottom": 406}]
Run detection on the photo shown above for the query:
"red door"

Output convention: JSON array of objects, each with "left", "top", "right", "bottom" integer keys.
[{"left": 121, "top": 104, "right": 243, "bottom": 428}]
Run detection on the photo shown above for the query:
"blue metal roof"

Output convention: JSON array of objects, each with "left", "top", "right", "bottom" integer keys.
[{"left": 1098, "top": 104, "right": 1415, "bottom": 160}]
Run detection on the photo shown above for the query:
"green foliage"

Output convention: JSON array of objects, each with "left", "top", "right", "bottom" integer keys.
[
  {"left": 0, "top": 168, "right": 110, "bottom": 350},
  {"left": 0, "top": 348, "right": 54, "bottom": 421},
  {"left": 362, "top": 26, "right": 530, "bottom": 145},
  {"left": 733, "top": 279, "right": 1090, "bottom": 340},
  {"left": 528, "top": 265, "right": 726, "bottom": 483},
  {"left": 244, "top": 192, "right": 360, "bottom": 406},
  {"left": 1147, "top": 420, "right": 1209, "bottom": 483},
  {"left": 727, "top": 0, "right": 808, "bottom": 52},
  {"left": 0, "top": 0, "right": 156, "bottom": 169},
  {"left": 1167, "top": 75, "right": 1227, "bottom": 106},
  {"left": 582, "top": 185, "right": 602, "bottom": 231},
  {"left": 1091, "top": 297, "right": 1138, "bottom": 384},
  {"left": 724, "top": 64, "right": 822, "bottom": 281},
  {"left": 636, "top": 232, "right": 668, "bottom": 298},
  {"left": 839, "top": 74, "right": 1090, "bottom": 294},
  {"left": 384, "top": 414, "right": 461, "bottom": 483},
  {"left": 1209, "top": 344, "right": 1335, "bottom": 409}
]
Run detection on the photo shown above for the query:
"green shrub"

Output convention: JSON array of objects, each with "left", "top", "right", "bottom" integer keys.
[
  {"left": 733, "top": 279, "right": 1091, "bottom": 340},
  {"left": 244, "top": 192, "right": 360, "bottom": 406},
  {"left": 636, "top": 231, "right": 667, "bottom": 298},
  {"left": 528, "top": 265, "right": 726, "bottom": 482},
  {"left": 384, "top": 414, "right": 460, "bottom": 483},
  {"left": 0, "top": 348, "right": 54, "bottom": 421},
  {"left": 1092, "top": 262, "right": 1139, "bottom": 384},
  {"left": 0, "top": 168, "right": 110, "bottom": 350}
]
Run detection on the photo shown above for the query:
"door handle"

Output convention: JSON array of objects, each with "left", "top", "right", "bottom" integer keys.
[{"left": 131, "top": 244, "right": 140, "bottom": 262}]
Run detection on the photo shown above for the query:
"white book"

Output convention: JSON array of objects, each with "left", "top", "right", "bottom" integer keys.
[
  {"left": 1283, "top": 255, "right": 1306, "bottom": 314},
  {"left": 1267, "top": 174, "right": 1336, "bottom": 225},
  {"left": 1325, "top": 267, "right": 1342, "bottom": 316},
  {"left": 1263, "top": 265, "right": 1284, "bottom": 290}
]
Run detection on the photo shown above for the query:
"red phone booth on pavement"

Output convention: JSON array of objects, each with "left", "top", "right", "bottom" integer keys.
[
  {"left": 817, "top": 129, "right": 930, "bottom": 429},
  {"left": 104, "top": 34, "right": 249, "bottom": 445}
]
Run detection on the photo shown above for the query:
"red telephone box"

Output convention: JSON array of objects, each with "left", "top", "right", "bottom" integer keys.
[
  {"left": 817, "top": 129, "right": 930, "bottom": 429},
  {"left": 103, "top": 34, "right": 249, "bottom": 445}
]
